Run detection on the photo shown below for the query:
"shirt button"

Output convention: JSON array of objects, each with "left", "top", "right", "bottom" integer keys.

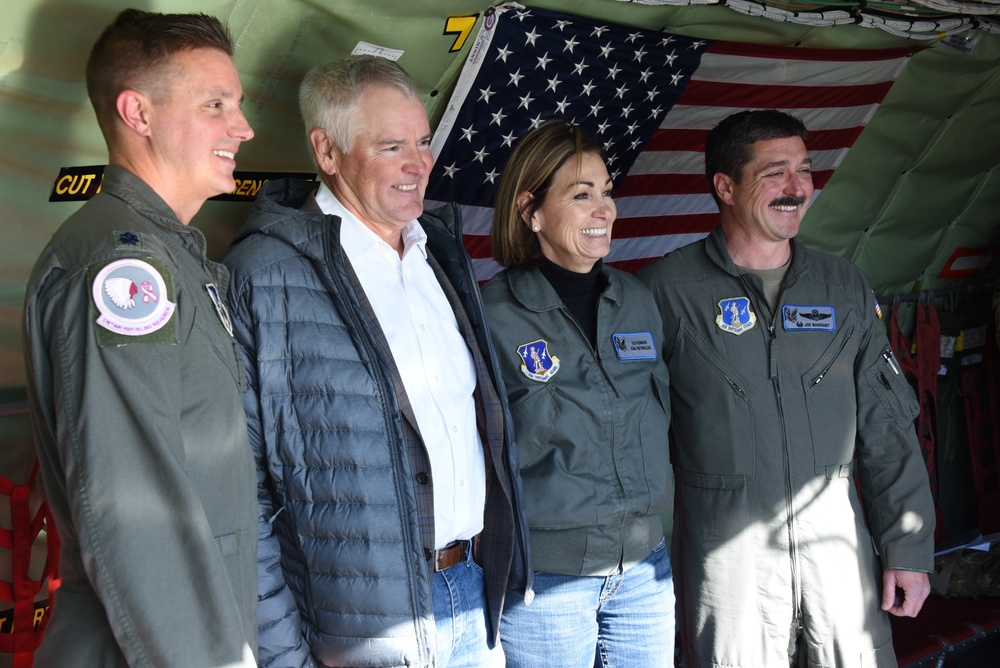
[
  {"left": 451, "top": 425, "right": 458, "bottom": 433},
  {"left": 416, "top": 472, "right": 430, "bottom": 485},
  {"left": 459, "top": 479, "right": 465, "bottom": 487}
]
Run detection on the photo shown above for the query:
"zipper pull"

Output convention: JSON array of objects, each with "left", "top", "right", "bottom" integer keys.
[
  {"left": 879, "top": 372, "right": 892, "bottom": 390},
  {"left": 882, "top": 350, "right": 900, "bottom": 375}
]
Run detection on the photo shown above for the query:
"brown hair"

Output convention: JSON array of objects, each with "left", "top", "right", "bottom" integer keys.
[
  {"left": 705, "top": 109, "right": 809, "bottom": 205},
  {"left": 86, "top": 9, "right": 234, "bottom": 142},
  {"left": 492, "top": 119, "right": 604, "bottom": 269}
]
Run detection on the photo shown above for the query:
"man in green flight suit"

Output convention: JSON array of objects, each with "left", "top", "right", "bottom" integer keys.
[
  {"left": 640, "top": 109, "right": 935, "bottom": 667},
  {"left": 22, "top": 10, "right": 258, "bottom": 666}
]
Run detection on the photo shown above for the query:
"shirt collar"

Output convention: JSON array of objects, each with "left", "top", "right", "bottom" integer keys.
[{"left": 315, "top": 182, "right": 427, "bottom": 260}]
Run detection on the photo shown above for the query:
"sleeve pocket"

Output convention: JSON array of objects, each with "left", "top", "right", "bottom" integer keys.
[{"left": 863, "top": 346, "right": 920, "bottom": 429}]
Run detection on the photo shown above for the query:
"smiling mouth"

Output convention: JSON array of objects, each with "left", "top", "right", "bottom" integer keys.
[
  {"left": 581, "top": 227, "right": 608, "bottom": 237},
  {"left": 769, "top": 196, "right": 806, "bottom": 212},
  {"left": 213, "top": 150, "right": 235, "bottom": 160},
  {"left": 394, "top": 184, "right": 418, "bottom": 192}
]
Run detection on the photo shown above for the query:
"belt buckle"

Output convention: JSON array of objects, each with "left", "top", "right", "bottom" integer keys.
[{"left": 434, "top": 540, "right": 466, "bottom": 572}]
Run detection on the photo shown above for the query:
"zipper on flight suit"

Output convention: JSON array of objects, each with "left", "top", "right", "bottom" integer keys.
[
  {"left": 561, "top": 299, "right": 621, "bottom": 399},
  {"left": 811, "top": 330, "right": 854, "bottom": 386},
  {"left": 739, "top": 274, "right": 804, "bottom": 630},
  {"left": 561, "top": 295, "right": 628, "bottom": 550}
]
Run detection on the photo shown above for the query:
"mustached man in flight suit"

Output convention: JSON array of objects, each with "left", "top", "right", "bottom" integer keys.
[{"left": 639, "top": 109, "right": 935, "bottom": 668}]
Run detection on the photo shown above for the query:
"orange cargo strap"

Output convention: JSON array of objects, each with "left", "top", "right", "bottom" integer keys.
[{"left": 0, "top": 461, "right": 60, "bottom": 668}]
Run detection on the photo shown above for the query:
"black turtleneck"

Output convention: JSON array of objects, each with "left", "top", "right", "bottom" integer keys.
[{"left": 539, "top": 256, "right": 607, "bottom": 349}]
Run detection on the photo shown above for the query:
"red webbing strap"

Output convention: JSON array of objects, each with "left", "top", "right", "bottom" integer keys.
[
  {"left": 962, "top": 320, "right": 1000, "bottom": 534},
  {"left": 45, "top": 499, "right": 60, "bottom": 605},
  {"left": 987, "top": 321, "right": 1000, "bottom": 532},
  {"left": 891, "top": 301, "right": 946, "bottom": 541},
  {"left": 0, "top": 462, "right": 53, "bottom": 668}
]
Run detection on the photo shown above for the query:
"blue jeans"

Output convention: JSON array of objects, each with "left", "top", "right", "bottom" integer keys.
[
  {"left": 500, "top": 538, "right": 674, "bottom": 668},
  {"left": 433, "top": 547, "right": 505, "bottom": 667}
]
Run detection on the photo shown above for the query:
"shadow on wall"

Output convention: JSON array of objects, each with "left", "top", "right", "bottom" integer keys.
[{"left": 0, "top": 0, "right": 122, "bottom": 393}]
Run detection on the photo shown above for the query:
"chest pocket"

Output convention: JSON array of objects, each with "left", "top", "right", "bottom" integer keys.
[
  {"left": 670, "top": 319, "right": 756, "bottom": 481},
  {"left": 188, "top": 297, "right": 246, "bottom": 393},
  {"left": 509, "top": 383, "right": 600, "bottom": 529},
  {"left": 800, "top": 311, "right": 859, "bottom": 474}
]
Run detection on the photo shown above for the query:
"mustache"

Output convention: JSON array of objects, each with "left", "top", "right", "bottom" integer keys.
[{"left": 770, "top": 195, "right": 807, "bottom": 208}]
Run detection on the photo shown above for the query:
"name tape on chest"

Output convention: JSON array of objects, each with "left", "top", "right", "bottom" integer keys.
[
  {"left": 612, "top": 332, "right": 657, "bottom": 360},
  {"left": 782, "top": 305, "right": 837, "bottom": 332}
]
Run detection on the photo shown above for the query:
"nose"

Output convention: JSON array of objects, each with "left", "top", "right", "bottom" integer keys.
[
  {"left": 231, "top": 108, "right": 254, "bottom": 142},
  {"left": 403, "top": 144, "right": 432, "bottom": 176},
  {"left": 595, "top": 196, "right": 616, "bottom": 221},
  {"left": 789, "top": 170, "right": 812, "bottom": 197}
]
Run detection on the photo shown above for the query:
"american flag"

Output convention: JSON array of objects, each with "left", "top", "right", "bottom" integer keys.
[{"left": 426, "top": 3, "right": 912, "bottom": 280}]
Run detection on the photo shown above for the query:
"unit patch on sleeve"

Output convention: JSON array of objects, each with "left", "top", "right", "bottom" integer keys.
[
  {"left": 612, "top": 332, "right": 657, "bottom": 360},
  {"left": 90, "top": 258, "right": 177, "bottom": 345},
  {"left": 518, "top": 339, "right": 560, "bottom": 382},
  {"left": 716, "top": 297, "right": 756, "bottom": 335},
  {"left": 782, "top": 305, "right": 836, "bottom": 332}
]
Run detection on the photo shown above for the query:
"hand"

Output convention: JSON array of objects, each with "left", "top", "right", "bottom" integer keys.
[{"left": 881, "top": 569, "right": 930, "bottom": 617}]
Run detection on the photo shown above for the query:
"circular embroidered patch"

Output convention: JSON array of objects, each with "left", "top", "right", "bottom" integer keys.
[{"left": 92, "top": 258, "right": 176, "bottom": 336}]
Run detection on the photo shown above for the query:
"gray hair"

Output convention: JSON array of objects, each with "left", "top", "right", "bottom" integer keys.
[{"left": 299, "top": 55, "right": 419, "bottom": 153}]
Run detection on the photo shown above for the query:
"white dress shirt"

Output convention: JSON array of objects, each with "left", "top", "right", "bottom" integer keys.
[{"left": 316, "top": 184, "right": 486, "bottom": 548}]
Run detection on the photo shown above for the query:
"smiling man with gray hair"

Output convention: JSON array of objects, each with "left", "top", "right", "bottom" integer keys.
[{"left": 223, "top": 55, "right": 532, "bottom": 667}]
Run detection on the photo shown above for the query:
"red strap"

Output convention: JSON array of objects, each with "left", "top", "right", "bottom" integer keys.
[
  {"left": 891, "top": 305, "right": 918, "bottom": 376},
  {"left": 962, "top": 321, "right": 1000, "bottom": 534},
  {"left": 891, "top": 302, "right": 946, "bottom": 541},
  {"left": 0, "top": 460, "right": 57, "bottom": 667}
]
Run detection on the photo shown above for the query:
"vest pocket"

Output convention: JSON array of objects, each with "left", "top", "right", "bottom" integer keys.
[
  {"left": 191, "top": 304, "right": 244, "bottom": 390},
  {"left": 509, "top": 383, "right": 562, "bottom": 468},
  {"left": 671, "top": 320, "right": 756, "bottom": 479},
  {"left": 801, "top": 312, "right": 858, "bottom": 473},
  {"left": 510, "top": 386, "right": 598, "bottom": 528}
]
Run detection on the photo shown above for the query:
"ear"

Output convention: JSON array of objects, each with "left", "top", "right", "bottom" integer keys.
[
  {"left": 116, "top": 89, "right": 151, "bottom": 136},
  {"left": 515, "top": 191, "right": 535, "bottom": 228},
  {"left": 713, "top": 173, "right": 736, "bottom": 206},
  {"left": 309, "top": 128, "right": 339, "bottom": 176}
]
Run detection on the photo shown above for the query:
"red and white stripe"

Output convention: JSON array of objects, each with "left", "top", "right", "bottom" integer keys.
[{"left": 436, "top": 42, "right": 912, "bottom": 281}]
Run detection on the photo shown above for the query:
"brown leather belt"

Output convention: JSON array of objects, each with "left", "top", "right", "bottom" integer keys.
[{"left": 434, "top": 539, "right": 469, "bottom": 572}]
